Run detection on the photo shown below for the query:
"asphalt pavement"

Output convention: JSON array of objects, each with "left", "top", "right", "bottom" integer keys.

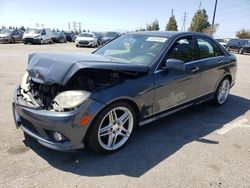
[{"left": 0, "top": 43, "right": 249, "bottom": 188}]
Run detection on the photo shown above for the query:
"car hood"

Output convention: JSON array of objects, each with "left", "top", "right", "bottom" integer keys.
[
  {"left": 27, "top": 52, "right": 149, "bottom": 85},
  {"left": 23, "top": 33, "right": 40, "bottom": 38}
]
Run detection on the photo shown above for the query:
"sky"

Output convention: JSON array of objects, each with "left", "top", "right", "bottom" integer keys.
[{"left": 0, "top": 0, "right": 250, "bottom": 37}]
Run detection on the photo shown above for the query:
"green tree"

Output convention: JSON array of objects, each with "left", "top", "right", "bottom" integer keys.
[
  {"left": 189, "top": 9, "right": 211, "bottom": 32},
  {"left": 236, "top": 28, "right": 250, "bottom": 39},
  {"left": 166, "top": 15, "right": 178, "bottom": 31},
  {"left": 146, "top": 19, "right": 160, "bottom": 31}
]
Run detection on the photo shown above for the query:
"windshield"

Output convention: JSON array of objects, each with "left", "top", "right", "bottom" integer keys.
[
  {"left": 0, "top": 29, "right": 12, "bottom": 34},
  {"left": 216, "top": 39, "right": 226, "bottom": 42},
  {"left": 94, "top": 34, "right": 168, "bottom": 65},
  {"left": 26, "top": 29, "right": 41, "bottom": 34},
  {"left": 79, "top": 33, "right": 93, "bottom": 37}
]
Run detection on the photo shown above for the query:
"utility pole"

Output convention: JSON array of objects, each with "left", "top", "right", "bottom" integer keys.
[
  {"left": 211, "top": 0, "right": 218, "bottom": 36},
  {"left": 199, "top": 1, "right": 202, "bottom": 10},
  {"left": 181, "top": 11, "right": 187, "bottom": 32},
  {"left": 68, "top": 22, "right": 71, "bottom": 31},
  {"left": 73, "top": 21, "right": 76, "bottom": 32}
]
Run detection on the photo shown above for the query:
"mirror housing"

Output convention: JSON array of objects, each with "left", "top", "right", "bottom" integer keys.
[{"left": 165, "top": 59, "right": 186, "bottom": 71}]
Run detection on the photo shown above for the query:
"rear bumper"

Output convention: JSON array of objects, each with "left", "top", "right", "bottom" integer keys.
[{"left": 12, "top": 86, "right": 105, "bottom": 151}]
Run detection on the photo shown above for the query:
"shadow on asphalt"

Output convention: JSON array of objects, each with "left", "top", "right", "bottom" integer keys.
[{"left": 23, "top": 94, "right": 250, "bottom": 177}]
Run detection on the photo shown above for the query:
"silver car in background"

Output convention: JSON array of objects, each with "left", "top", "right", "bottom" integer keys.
[{"left": 75, "top": 32, "right": 98, "bottom": 47}]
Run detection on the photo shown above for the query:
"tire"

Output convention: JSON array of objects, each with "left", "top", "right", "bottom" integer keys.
[
  {"left": 50, "top": 39, "right": 54, "bottom": 44},
  {"left": 86, "top": 102, "right": 136, "bottom": 153},
  {"left": 213, "top": 78, "right": 231, "bottom": 105},
  {"left": 239, "top": 48, "right": 244, "bottom": 54},
  {"left": 76, "top": 44, "right": 79, "bottom": 47},
  {"left": 40, "top": 39, "right": 43, "bottom": 45},
  {"left": 10, "top": 37, "right": 15, "bottom": 43}
]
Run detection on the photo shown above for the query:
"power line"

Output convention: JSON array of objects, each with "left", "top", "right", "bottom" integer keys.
[{"left": 181, "top": 11, "right": 187, "bottom": 32}]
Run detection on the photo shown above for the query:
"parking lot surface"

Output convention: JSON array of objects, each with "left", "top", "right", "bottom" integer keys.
[{"left": 0, "top": 43, "right": 250, "bottom": 188}]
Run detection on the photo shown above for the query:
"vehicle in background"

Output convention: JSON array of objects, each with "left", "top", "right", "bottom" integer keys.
[
  {"left": 226, "top": 38, "right": 250, "bottom": 54},
  {"left": 23, "top": 28, "right": 53, "bottom": 44},
  {"left": 52, "top": 32, "right": 67, "bottom": 43},
  {"left": 93, "top": 32, "right": 104, "bottom": 45},
  {"left": 215, "top": 38, "right": 227, "bottom": 47},
  {"left": 102, "top": 32, "right": 120, "bottom": 44},
  {"left": 64, "top": 32, "right": 76, "bottom": 42},
  {"left": 0, "top": 29, "right": 23, "bottom": 43},
  {"left": 75, "top": 32, "right": 98, "bottom": 47}
]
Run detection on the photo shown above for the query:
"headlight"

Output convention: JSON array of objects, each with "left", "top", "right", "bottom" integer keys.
[{"left": 53, "top": 90, "right": 90, "bottom": 109}]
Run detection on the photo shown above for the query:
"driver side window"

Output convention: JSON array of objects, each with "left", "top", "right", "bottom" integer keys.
[{"left": 167, "top": 36, "right": 195, "bottom": 63}]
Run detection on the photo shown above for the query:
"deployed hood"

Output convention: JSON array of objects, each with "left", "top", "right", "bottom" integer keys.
[{"left": 27, "top": 52, "right": 149, "bottom": 85}]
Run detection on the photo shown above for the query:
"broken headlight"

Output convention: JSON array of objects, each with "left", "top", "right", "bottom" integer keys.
[{"left": 53, "top": 90, "right": 90, "bottom": 109}]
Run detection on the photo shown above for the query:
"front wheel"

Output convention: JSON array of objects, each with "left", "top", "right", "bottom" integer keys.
[
  {"left": 213, "top": 78, "right": 230, "bottom": 105},
  {"left": 40, "top": 39, "right": 44, "bottom": 45},
  {"left": 87, "top": 102, "right": 136, "bottom": 153},
  {"left": 10, "top": 37, "right": 15, "bottom": 43}
]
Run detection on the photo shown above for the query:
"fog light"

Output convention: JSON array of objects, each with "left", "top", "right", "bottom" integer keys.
[{"left": 53, "top": 132, "right": 64, "bottom": 142}]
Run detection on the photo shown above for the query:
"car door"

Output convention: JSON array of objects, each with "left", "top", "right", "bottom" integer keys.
[
  {"left": 194, "top": 36, "right": 227, "bottom": 95},
  {"left": 153, "top": 35, "right": 202, "bottom": 114}
]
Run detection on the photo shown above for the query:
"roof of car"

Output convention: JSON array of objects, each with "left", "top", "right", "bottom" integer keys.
[{"left": 129, "top": 31, "right": 210, "bottom": 38}]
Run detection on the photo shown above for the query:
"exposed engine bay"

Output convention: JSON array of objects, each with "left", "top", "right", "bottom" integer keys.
[{"left": 18, "top": 68, "right": 145, "bottom": 112}]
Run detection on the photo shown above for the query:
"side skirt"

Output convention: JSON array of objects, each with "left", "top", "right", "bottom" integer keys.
[{"left": 139, "top": 92, "right": 214, "bottom": 126}]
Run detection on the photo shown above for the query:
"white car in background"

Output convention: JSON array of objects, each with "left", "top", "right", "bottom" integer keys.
[
  {"left": 215, "top": 38, "right": 227, "bottom": 47},
  {"left": 75, "top": 32, "right": 98, "bottom": 47},
  {"left": 23, "top": 28, "right": 53, "bottom": 44}
]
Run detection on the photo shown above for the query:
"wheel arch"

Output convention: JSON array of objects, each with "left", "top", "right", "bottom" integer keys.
[
  {"left": 214, "top": 73, "right": 232, "bottom": 92},
  {"left": 83, "top": 98, "right": 141, "bottom": 144}
]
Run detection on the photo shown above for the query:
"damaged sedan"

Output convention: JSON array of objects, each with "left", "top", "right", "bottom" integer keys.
[{"left": 13, "top": 31, "right": 237, "bottom": 153}]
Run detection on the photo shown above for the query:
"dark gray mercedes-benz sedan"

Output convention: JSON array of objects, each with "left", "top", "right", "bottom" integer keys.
[{"left": 13, "top": 31, "right": 237, "bottom": 153}]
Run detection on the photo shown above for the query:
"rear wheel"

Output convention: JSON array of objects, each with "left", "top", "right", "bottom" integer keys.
[
  {"left": 213, "top": 78, "right": 230, "bottom": 105},
  {"left": 239, "top": 48, "right": 244, "bottom": 54},
  {"left": 87, "top": 102, "right": 136, "bottom": 153}
]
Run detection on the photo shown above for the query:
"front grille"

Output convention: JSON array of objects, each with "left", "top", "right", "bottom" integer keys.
[
  {"left": 79, "top": 41, "right": 89, "bottom": 45},
  {"left": 20, "top": 117, "right": 38, "bottom": 134}
]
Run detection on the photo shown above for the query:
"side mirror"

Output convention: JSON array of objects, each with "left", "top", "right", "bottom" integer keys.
[{"left": 165, "top": 59, "right": 186, "bottom": 71}]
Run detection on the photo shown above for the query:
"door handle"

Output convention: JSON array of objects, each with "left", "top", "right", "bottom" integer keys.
[
  {"left": 218, "top": 59, "right": 223, "bottom": 64},
  {"left": 191, "top": 66, "right": 200, "bottom": 73}
]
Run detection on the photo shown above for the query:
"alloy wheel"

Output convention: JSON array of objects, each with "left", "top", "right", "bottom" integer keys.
[
  {"left": 97, "top": 107, "right": 134, "bottom": 150},
  {"left": 217, "top": 79, "right": 230, "bottom": 104}
]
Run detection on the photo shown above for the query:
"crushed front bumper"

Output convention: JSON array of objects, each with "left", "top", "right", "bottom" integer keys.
[{"left": 12, "top": 86, "right": 105, "bottom": 151}]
